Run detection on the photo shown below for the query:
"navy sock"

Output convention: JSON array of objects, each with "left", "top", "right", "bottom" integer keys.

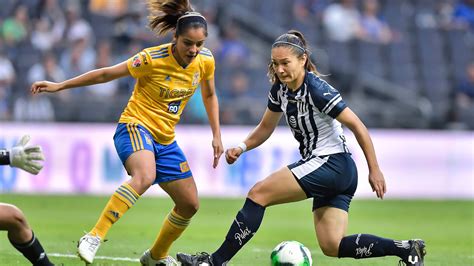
[
  {"left": 10, "top": 232, "right": 54, "bottom": 266},
  {"left": 211, "top": 198, "right": 265, "bottom": 266},
  {"left": 338, "top": 234, "right": 410, "bottom": 259}
]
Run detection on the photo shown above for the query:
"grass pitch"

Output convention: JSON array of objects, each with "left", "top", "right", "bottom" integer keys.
[{"left": 0, "top": 194, "right": 472, "bottom": 265}]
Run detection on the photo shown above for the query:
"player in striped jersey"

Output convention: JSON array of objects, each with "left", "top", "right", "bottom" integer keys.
[
  {"left": 31, "top": 0, "right": 223, "bottom": 265},
  {"left": 177, "top": 30, "right": 426, "bottom": 266}
]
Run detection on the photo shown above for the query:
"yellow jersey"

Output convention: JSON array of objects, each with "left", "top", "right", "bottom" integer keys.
[{"left": 119, "top": 43, "right": 215, "bottom": 144}]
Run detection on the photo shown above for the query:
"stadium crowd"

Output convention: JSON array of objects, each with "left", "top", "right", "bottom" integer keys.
[{"left": 0, "top": 0, "right": 473, "bottom": 129}]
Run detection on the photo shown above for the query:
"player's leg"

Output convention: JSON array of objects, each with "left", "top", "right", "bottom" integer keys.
[
  {"left": 142, "top": 141, "right": 196, "bottom": 265},
  {"left": 0, "top": 203, "right": 53, "bottom": 265},
  {"left": 312, "top": 155, "right": 425, "bottom": 265},
  {"left": 78, "top": 123, "right": 156, "bottom": 263},
  {"left": 178, "top": 166, "right": 307, "bottom": 266}
]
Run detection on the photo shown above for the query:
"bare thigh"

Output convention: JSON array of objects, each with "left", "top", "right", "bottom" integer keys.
[
  {"left": 159, "top": 177, "right": 199, "bottom": 219},
  {"left": 124, "top": 150, "right": 156, "bottom": 195},
  {"left": 313, "top": 206, "right": 348, "bottom": 257},
  {"left": 248, "top": 167, "right": 307, "bottom": 207}
]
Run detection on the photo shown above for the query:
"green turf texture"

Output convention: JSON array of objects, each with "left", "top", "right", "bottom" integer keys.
[{"left": 0, "top": 195, "right": 472, "bottom": 265}]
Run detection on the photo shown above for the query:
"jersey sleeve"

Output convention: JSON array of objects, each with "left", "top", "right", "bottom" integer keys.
[
  {"left": 127, "top": 50, "right": 153, "bottom": 79},
  {"left": 201, "top": 49, "right": 215, "bottom": 81},
  {"left": 311, "top": 81, "right": 347, "bottom": 118},
  {"left": 267, "top": 83, "right": 283, "bottom": 112}
]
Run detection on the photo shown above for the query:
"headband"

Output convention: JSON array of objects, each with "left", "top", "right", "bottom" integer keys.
[
  {"left": 272, "top": 41, "right": 306, "bottom": 52},
  {"left": 176, "top": 12, "right": 207, "bottom": 34}
]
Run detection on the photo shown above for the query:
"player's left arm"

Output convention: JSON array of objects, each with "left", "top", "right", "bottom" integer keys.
[
  {"left": 336, "top": 107, "right": 386, "bottom": 199},
  {"left": 200, "top": 77, "right": 223, "bottom": 168}
]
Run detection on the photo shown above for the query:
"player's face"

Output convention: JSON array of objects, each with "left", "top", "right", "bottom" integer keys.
[
  {"left": 271, "top": 47, "right": 306, "bottom": 86},
  {"left": 174, "top": 27, "right": 206, "bottom": 66}
]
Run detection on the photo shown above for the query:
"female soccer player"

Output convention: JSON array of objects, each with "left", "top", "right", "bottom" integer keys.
[
  {"left": 1, "top": 135, "right": 53, "bottom": 265},
  {"left": 177, "top": 30, "right": 426, "bottom": 266},
  {"left": 31, "top": 0, "right": 223, "bottom": 265}
]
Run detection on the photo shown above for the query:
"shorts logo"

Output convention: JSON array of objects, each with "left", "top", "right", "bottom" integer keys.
[
  {"left": 144, "top": 134, "right": 152, "bottom": 145},
  {"left": 132, "top": 55, "right": 141, "bottom": 68},
  {"left": 180, "top": 161, "right": 190, "bottom": 172},
  {"left": 168, "top": 101, "right": 181, "bottom": 114}
]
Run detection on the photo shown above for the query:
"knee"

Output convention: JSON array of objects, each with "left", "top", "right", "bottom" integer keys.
[
  {"left": 3, "top": 205, "right": 28, "bottom": 230},
  {"left": 130, "top": 173, "right": 155, "bottom": 194},
  {"left": 247, "top": 181, "right": 267, "bottom": 206},
  {"left": 176, "top": 200, "right": 199, "bottom": 218},
  {"left": 319, "top": 241, "right": 340, "bottom": 257}
]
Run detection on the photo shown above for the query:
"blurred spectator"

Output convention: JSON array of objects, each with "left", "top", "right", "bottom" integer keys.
[
  {"left": 13, "top": 93, "right": 55, "bottom": 122},
  {"left": 0, "top": 50, "right": 15, "bottom": 120},
  {"left": 31, "top": 0, "right": 66, "bottom": 52},
  {"left": 453, "top": 0, "right": 474, "bottom": 30},
  {"left": 27, "top": 52, "right": 65, "bottom": 86},
  {"left": 217, "top": 22, "right": 250, "bottom": 67},
  {"left": 1, "top": 4, "right": 29, "bottom": 48},
  {"left": 359, "top": 0, "right": 392, "bottom": 44},
  {"left": 454, "top": 62, "right": 474, "bottom": 128},
  {"left": 323, "top": 0, "right": 363, "bottom": 42},
  {"left": 89, "top": 0, "right": 128, "bottom": 17},
  {"left": 220, "top": 71, "right": 260, "bottom": 124},
  {"left": 85, "top": 40, "right": 119, "bottom": 98}
]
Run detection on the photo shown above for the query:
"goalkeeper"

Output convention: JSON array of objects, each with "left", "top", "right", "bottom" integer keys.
[{"left": 0, "top": 135, "right": 54, "bottom": 266}]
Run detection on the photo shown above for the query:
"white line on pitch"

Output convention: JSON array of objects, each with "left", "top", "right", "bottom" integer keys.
[{"left": 48, "top": 253, "right": 139, "bottom": 262}]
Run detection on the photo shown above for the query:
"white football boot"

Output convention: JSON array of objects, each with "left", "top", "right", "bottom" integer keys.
[
  {"left": 77, "top": 233, "right": 101, "bottom": 264},
  {"left": 140, "top": 249, "right": 178, "bottom": 266}
]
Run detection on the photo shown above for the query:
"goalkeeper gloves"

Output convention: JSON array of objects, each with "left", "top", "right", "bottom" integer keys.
[{"left": 10, "top": 135, "right": 45, "bottom": 175}]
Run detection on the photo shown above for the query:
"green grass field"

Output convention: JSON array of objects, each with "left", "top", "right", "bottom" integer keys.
[{"left": 0, "top": 195, "right": 472, "bottom": 266}]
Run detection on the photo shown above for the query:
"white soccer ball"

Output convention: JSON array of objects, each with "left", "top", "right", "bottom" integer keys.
[{"left": 270, "top": 240, "right": 313, "bottom": 266}]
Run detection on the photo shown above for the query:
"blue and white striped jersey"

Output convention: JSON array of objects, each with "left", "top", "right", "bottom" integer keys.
[{"left": 268, "top": 72, "right": 348, "bottom": 158}]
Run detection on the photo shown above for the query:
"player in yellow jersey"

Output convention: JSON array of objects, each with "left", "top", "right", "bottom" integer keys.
[{"left": 31, "top": 0, "right": 223, "bottom": 265}]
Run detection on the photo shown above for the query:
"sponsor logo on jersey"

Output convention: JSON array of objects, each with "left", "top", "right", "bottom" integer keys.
[
  {"left": 167, "top": 101, "right": 181, "bottom": 114},
  {"left": 140, "top": 52, "right": 149, "bottom": 65},
  {"left": 132, "top": 55, "right": 141, "bottom": 68},
  {"left": 192, "top": 72, "right": 200, "bottom": 87},
  {"left": 289, "top": 115, "right": 297, "bottom": 128}
]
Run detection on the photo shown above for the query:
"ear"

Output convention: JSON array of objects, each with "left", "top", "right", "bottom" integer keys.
[{"left": 300, "top": 53, "right": 308, "bottom": 66}]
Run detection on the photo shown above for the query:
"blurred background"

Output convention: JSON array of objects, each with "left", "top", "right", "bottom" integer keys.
[
  {"left": 0, "top": 1, "right": 473, "bottom": 265},
  {"left": 0, "top": 0, "right": 472, "bottom": 198},
  {"left": 0, "top": 0, "right": 473, "bottom": 129}
]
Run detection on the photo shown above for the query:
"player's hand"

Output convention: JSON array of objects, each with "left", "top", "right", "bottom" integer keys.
[
  {"left": 31, "top": 80, "right": 62, "bottom": 94},
  {"left": 368, "top": 168, "right": 386, "bottom": 199},
  {"left": 225, "top": 147, "right": 243, "bottom": 165},
  {"left": 9, "top": 135, "right": 45, "bottom": 175},
  {"left": 212, "top": 136, "right": 224, "bottom": 168}
]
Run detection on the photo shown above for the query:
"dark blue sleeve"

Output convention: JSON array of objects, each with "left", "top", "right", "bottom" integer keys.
[
  {"left": 267, "top": 83, "right": 283, "bottom": 112},
  {"left": 311, "top": 80, "right": 347, "bottom": 118}
]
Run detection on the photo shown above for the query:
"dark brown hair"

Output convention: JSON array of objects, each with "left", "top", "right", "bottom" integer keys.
[
  {"left": 148, "top": 0, "right": 207, "bottom": 36},
  {"left": 267, "top": 30, "right": 320, "bottom": 84}
]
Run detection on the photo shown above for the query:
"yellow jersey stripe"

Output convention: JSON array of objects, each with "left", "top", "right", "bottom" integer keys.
[
  {"left": 126, "top": 123, "right": 137, "bottom": 152},
  {"left": 134, "top": 123, "right": 145, "bottom": 150},
  {"left": 130, "top": 123, "right": 141, "bottom": 151}
]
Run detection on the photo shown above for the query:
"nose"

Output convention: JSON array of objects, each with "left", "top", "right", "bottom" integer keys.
[
  {"left": 189, "top": 44, "right": 198, "bottom": 54},
  {"left": 276, "top": 65, "right": 285, "bottom": 74}
]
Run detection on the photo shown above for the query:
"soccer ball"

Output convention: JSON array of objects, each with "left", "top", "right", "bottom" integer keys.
[{"left": 270, "top": 240, "right": 313, "bottom": 266}]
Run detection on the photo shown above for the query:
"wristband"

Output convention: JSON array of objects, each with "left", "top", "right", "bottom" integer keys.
[
  {"left": 0, "top": 149, "right": 9, "bottom": 165},
  {"left": 237, "top": 142, "right": 247, "bottom": 153}
]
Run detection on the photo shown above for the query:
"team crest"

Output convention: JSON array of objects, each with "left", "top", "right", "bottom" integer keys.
[
  {"left": 132, "top": 55, "right": 141, "bottom": 68},
  {"left": 192, "top": 72, "right": 200, "bottom": 87},
  {"left": 180, "top": 161, "right": 190, "bottom": 172}
]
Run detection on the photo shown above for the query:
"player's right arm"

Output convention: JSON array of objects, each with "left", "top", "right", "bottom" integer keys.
[
  {"left": 31, "top": 61, "right": 130, "bottom": 94},
  {"left": 225, "top": 108, "right": 282, "bottom": 164}
]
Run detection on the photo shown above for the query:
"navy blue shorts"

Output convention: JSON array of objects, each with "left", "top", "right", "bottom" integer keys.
[
  {"left": 288, "top": 153, "right": 358, "bottom": 212},
  {"left": 113, "top": 123, "right": 192, "bottom": 183}
]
